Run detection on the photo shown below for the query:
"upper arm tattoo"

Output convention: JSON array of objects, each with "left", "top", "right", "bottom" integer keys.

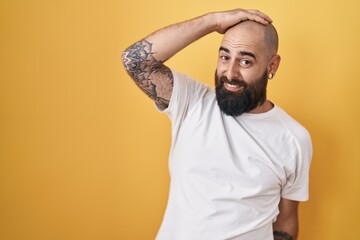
[
  {"left": 122, "top": 40, "right": 174, "bottom": 109},
  {"left": 273, "top": 231, "right": 293, "bottom": 240}
]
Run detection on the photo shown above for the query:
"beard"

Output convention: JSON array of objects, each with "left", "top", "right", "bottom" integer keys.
[{"left": 215, "top": 69, "right": 268, "bottom": 117}]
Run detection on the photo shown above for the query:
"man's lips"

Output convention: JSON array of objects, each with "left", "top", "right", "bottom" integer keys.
[
  {"left": 218, "top": 76, "right": 247, "bottom": 92},
  {"left": 223, "top": 82, "right": 245, "bottom": 92}
]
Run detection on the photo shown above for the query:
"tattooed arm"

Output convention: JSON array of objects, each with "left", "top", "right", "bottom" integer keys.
[
  {"left": 121, "top": 40, "right": 174, "bottom": 109},
  {"left": 121, "top": 15, "right": 212, "bottom": 109},
  {"left": 273, "top": 198, "right": 299, "bottom": 240},
  {"left": 121, "top": 9, "right": 272, "bottom": 109}
]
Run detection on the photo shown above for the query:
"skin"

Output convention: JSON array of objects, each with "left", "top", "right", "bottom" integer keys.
[
  {"left": 122, "top": 9, "right": 299, "bottom": 239},
  {"left": 216, "top": 21, "right": 281, "bottom": 114},
  {"left": 122, "top": 9, "right": 272, "bottom": 109},
  {"left": 273, "top": 198, "right": 299, "bottom": 239}
]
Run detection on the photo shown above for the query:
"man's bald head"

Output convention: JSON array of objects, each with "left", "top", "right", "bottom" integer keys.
[
  {"left": 216, "top": 20, "right": 281, "bottom": 116},
  {"left": 225, "top": 20, "right": 279, "bottom": 57}
]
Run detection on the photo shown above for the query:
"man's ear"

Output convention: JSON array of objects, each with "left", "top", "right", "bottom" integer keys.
[{"left": 267, "top": 55, "right": 281, "bottom": 78}]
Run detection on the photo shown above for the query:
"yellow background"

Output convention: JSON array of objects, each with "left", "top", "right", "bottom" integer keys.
[{"left": 1, "top": 0, "right": 359, "bottom": 239}]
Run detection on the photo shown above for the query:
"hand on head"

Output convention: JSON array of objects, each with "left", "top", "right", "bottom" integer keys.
[{"left": 212, "top": 9, "right": 272, "bottom": 34}]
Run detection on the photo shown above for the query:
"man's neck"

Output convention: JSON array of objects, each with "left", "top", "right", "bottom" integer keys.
[{"left": 248, "top": 100, "right": 274, "bottom": 114}]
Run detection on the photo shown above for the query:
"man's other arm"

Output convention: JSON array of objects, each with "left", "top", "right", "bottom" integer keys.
[
  {"left": 273, "top": 198, "right": 299, "bottom": 240},
  {"left": 121, "top": 9, "right": 272, "bottom": 110}
]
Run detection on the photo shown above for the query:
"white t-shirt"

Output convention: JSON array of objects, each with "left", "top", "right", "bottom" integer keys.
[{"left": 156, "top": 71, "right": 312, "bottom": 240}]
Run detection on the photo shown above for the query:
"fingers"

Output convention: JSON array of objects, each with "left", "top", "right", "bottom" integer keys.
[
  {"left": 213, "top": 9, "right": 273, "bottom": 34},
  {"left": 245, "top": 9, "right": 272, "bottom": 24}
]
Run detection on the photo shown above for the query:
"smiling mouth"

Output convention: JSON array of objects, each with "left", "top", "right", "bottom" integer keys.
[{"left": 224, "top": 82, "right": 244, "bottom": 92}]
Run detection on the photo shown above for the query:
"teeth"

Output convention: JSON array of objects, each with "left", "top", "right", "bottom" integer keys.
[{"left": 226, "top": 83, "right": 239, "bottom": 88}]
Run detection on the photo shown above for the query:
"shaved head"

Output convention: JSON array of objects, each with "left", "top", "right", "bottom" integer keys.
[
  {"left": 263, "top": 23, "right": 279, "bottom": 56},
  {"left": 225, "top": 21, "right": 279, "bottom": 57},
  {"left": 216, "top": 20, "right": 281, "bottom": 116}
]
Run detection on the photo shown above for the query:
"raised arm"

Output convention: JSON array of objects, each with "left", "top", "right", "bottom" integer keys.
[{"left": 121, "top": 9, "right": 272, "bottom": 109}]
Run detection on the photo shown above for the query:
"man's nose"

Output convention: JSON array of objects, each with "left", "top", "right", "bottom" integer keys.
[{"left": 226, "top": 62, "right": 240, "bottom": 81}]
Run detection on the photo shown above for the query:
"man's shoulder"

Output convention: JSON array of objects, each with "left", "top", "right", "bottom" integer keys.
[
  {"left": 274, "top": 106, "right": 312, "bottom": 145},
  {"left": 172, "top": 70, "right": 214, "bottom": 100},
  {"left": 163, "top": 70, "right": 215, "bottom": 119},
  {"left": 172, "top": 70, "right": 211, "bottom": 89}
]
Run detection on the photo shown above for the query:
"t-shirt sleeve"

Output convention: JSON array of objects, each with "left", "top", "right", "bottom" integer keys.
[
  {"left": 156, "top": 70, "right": 211, "bottom": 129},
  {"left": 281, "top": 129, "right": 313, "bottom": 201}
]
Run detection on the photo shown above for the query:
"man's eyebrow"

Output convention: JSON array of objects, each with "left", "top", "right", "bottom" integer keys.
[
  {"left": 219, "top": 46, "right": 257, "bottom": 60},
  {"left": 239, "top": 51, "right": 256, "bottom": 60},
  {"left": 219, "top": 46, "right": 230, "bottom": 53}
]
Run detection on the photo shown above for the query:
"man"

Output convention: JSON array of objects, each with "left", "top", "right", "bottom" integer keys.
[{"left": 122, "top": 9, "right": 312, "bottom": 240}]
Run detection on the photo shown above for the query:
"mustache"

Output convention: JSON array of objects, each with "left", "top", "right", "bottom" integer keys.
[{"left": 219, "top": 76, "right": 247, "bottom": 87}]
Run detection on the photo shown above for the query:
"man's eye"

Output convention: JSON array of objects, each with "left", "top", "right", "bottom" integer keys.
[
  {"left": 240, "top": 59, "right": 252, "bottom": 66},
  {"left": 220, "top": 56, "right": 229, "bottom": 61}
]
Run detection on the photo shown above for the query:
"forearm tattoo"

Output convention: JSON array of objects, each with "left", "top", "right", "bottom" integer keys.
[
  {"left": 273, "top": 231, "right": 293, "bottom": 240},
  {"left": 122, "top": 40, "right": 173, "bottom": 109}
]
